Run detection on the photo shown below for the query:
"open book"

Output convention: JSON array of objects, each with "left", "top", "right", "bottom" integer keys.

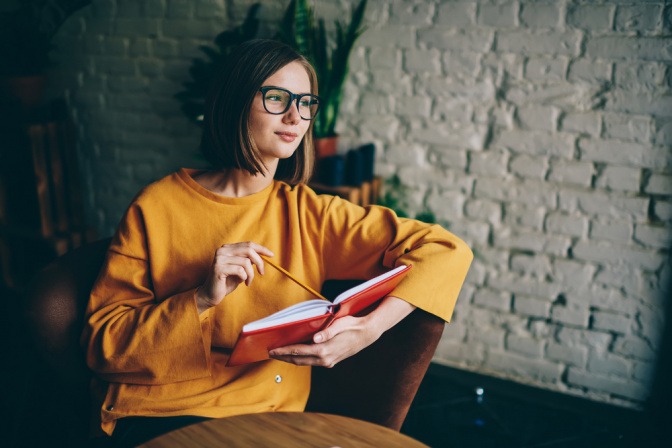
[{"left": 226, "top": 264, "right": 412, "bottom": 366}]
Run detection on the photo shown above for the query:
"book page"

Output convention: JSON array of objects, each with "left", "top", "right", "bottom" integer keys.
[
  {"left": 333, "top": 265, "right": 409, "bottom": 305},
  {"left": 242, "top": 300, "right": 332, "bottom": 332}
]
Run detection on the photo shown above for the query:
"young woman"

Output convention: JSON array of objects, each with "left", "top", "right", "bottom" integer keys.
[{"left": 82, "top": 39, "right": 472, "bottom": 446}]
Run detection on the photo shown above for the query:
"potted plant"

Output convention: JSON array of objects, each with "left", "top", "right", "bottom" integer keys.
[
  {"left": 174, "top": 4, "right": 261, "bottom": 125},
  {"left": 276, "top": 0, "right": 368, "bottom": 158},
  {"left": 378, "top": 175, "right": 437, "bottom": 223},
  {"left": 0, "top": 0, "right": 91, "bottom": 110}
]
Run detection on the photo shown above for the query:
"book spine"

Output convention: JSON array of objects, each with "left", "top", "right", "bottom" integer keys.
[
  {"left": 360, "top": 181, "right": 371, "bottom": 207},
  {"left": 322, "top": 309, "right": 339, "bottom": 329},
  {"left": 46, "top": 122, "right": 69, "bottom": 233},
  {"left": 370, "top": 176, "right": 381, "bottom": 204},
  {"left": 28, "top": 124, "right": 54, "bottom": 238},
  {"left": 60, "top": 118, "right": 85, "bottom": 231}
]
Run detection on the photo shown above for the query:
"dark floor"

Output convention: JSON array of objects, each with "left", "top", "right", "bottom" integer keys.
[{"left": 402, "top": 363, "right": 660, "bottom": 448}]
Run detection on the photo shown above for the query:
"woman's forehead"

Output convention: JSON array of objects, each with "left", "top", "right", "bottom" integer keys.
[{"left": 263, "top": 61, "right": 312, "bottom": 93}]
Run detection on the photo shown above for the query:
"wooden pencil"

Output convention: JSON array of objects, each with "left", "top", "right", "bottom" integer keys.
[{"left": 261, "top": 256, "right": 328, "bottom": 301}]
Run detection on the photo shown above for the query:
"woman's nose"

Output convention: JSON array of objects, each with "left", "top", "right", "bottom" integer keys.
[{"left": 282, "top": 101, "right": 301, "bottom": 124}]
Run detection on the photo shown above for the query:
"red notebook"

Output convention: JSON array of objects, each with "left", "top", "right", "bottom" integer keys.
[{"left": 226, "top": 264, "right": 412, "bottom": 366}]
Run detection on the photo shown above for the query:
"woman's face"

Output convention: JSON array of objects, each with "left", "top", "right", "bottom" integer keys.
[{"left": 249, "top": 61, "right": 313, "bottom": 169}]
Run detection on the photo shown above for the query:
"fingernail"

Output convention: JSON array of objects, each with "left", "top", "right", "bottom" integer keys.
[{"left": 314, "top": 333, "right": 323, "bottom": 343}]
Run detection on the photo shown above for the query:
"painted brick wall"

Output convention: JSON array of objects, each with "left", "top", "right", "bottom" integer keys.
[{"left": 50, "top": 0, "right": 671, "bottom": 409}]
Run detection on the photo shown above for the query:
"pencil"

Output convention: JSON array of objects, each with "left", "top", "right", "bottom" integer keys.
[{"left": 260, "top": 256, "right": 328, "bottom": 301}]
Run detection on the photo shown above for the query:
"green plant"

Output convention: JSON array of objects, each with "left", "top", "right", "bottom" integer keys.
[
  {"left": 276, "top": 0, "right": 368, "bottom": 138},
  {"left": 378, "top": 175, "right": 410, "bottom": 218},
  {"left": 377, "top": 175, "right": 436, "bottom": 223},
  {"left": 0, "top": 0, "right": 91, "bottom": 77},
  {"left": 414, "top": 210, "right": 436, "bottom": 224},
  {"left": 174, "top": 4, "right": 261, "bottom": 125}
]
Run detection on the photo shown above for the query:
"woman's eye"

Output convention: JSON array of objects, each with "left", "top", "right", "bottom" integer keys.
[
  {"left": 299, "top": 98, "right": 317, "bottom": 107},
  {"left": 266, "top": 94, "right": 283, "bottom": 102}
]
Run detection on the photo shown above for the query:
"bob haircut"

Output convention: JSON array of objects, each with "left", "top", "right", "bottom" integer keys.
[{"left": 199, "top": 39, "right": 318, "bottom": 185}]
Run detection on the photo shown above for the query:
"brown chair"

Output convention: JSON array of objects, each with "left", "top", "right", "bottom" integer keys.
[{"left": 22, "top": 239, "right": 444, "bottom": 446}]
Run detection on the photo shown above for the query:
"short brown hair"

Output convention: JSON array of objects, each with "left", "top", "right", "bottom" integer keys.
[{"left": 199, "top": 39, "right": 318, "bottom": 184}]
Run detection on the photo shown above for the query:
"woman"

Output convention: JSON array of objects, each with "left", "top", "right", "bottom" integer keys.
[{"left": 82, "top": 39, "right": 472, "bottom": 446}]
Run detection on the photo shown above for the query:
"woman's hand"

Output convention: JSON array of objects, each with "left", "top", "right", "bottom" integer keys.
[
  {"left": 268, "top": 296, "right": 416, "bottom": 367},
  {"left": 196, "top": 242, "right": 274, "bottom": 314}
]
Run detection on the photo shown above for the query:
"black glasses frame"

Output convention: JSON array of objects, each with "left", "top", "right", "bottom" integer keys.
[{"left": 259, "top": 86, "right": 321, "bottom": 120}]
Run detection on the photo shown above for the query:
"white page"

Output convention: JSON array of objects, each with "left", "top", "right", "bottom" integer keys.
[
  {"left": 242, "top": 300, "right": 332, "bottom": 332},
  {"left": 333, "top": 265, "right": 408, "bottom": 304},
  {"left": 241, "top": 265, "right": 408, "bottom": 332}
]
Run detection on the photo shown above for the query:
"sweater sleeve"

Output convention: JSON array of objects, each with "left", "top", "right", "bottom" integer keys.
[
  {"left": 81, "top": 203, "right": 212, "bottom": 385},
  {"left": 318, "top": 194, "right": 473, "bottom": 322}
]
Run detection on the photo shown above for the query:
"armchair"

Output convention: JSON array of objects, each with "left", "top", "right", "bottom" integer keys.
[{"left": 22, "top": 239, "right": 444, "bottom": 446}]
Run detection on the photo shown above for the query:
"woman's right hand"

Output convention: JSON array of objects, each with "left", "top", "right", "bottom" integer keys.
[{"left": 196, "top": 242, "right": 274, "bottom": 314}]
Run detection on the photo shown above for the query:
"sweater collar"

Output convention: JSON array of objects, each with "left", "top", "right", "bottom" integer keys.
[{"left": 176, "top": 168, "right": 277, "bottom": 205}]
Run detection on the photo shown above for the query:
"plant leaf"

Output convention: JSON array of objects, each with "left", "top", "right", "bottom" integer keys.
[
  {"left": 174, "top": 3, "right": 261, "bottom": 125},
  {"left": 293, "top": 0, "right": 314, "bottom": 58},
  {"left": 275, "top": 0, "right": 297, "bottom": 46},
  {"left": 199, "top": 46, "right": 220, "bottom": 63}
]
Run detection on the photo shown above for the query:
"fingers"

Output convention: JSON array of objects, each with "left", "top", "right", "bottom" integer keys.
[
  {"left": 215, "top": 256, "right": 254, "bottom": 286},
  {"left": 269, "top": 317, "right": 367, "bottom": 368},
  {"left": 199, "top": 242, "right": 275, "bottom": 311},
  {"left": 216, "top": 242, "right": 274, "bottom": 277},
  {"left": 269, "top": 344, "right": 337, "bottom": 368},
  {"left": 313, "top": 316, "right": 357, "bottom": 343}
]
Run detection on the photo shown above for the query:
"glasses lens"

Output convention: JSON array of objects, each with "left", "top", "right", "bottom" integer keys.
[
  {"left": 262, "top": 89, "right": 291, "bottom": 114},
  {"left": 298, "top": 95, "right": 320, "bottom": 120}
]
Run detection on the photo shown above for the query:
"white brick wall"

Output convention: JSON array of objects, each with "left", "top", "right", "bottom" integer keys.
[{"left": 50, "top": 0, "right": 671, "bottom": 409}]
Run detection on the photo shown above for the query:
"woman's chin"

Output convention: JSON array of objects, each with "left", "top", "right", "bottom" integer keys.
[{"left": 270, "top": 146, "right": 300, "bottom": 160}]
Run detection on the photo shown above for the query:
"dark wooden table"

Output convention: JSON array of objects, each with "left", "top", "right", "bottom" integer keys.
[{"left": 138, "top": 412, "right": 428, "bottom": 447}]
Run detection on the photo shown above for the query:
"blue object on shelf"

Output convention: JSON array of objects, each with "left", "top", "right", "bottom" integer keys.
[
  {"left": 318, "top": 155, "right": 345, "bottom": 187},
  {"left": 358, "top": 143, "right": 375, "bottom": 181},
  {"left": 345, "top": 148, "right": 363, "bottom": 186}
]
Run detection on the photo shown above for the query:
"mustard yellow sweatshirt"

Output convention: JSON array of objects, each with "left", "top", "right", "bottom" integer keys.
[{"left": 82, "top": 168, "right": 473, "bottom": 435}]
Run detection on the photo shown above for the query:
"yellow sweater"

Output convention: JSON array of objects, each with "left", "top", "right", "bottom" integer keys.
[{"left": 82, "top": 168, "right": 473, "bottom": 435}]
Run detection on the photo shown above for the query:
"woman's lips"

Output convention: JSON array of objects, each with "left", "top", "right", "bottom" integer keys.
[{"left": 275, "top": 131, "right": 298, "bottom": 143}]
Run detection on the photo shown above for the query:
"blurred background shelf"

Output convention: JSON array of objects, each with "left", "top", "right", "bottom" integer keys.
[
  {"left": 0, "top": 98, "right": 95, "bottom": 293},
  {"left": 309, "top": 176, "right": 381, "bottom": 207}
]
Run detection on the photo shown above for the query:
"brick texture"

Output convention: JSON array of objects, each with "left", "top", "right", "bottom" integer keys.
[{"left": 51, "top": 0, "right": 671, "bottom": 410}]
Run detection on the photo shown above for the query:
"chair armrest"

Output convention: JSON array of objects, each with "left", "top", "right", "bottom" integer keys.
[
  {"left": 305, "top": 307, "right": 445, "bottom": 431},
  {"left": 23, "top": 238, "right": 110, "bottom": 386}
]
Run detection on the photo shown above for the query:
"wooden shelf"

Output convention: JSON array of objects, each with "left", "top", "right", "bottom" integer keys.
[{"left": 309, "top": 177, "right": 381, "bottom": 207}]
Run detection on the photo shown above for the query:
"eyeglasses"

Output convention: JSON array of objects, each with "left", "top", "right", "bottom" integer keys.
[{"left": 259, "top": 86, "right": 321, "bottom": 120}]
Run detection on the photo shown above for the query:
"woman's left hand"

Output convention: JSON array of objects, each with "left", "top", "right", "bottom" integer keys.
[
  {"left": 268, "top": 296, "right": 416, "bottom": 368},
  {"left": 268, "top": 314, "right": 380, "bottom": 368}
]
